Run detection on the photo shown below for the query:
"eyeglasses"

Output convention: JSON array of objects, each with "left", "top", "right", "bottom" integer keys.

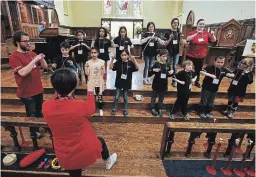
[
  {"left": 91, "top": 52, "right": 97, "bottom": 54},
  {"left": 20, "top": 40, "right": 31, "bottom": 43}
]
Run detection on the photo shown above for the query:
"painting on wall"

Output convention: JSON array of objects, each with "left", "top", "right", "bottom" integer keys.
[
  {"left": 103, "top": 0, "right": 112, "bottom": 14},
  {"left": 116, "top": 0, "right": 128, "bottom": 15}
]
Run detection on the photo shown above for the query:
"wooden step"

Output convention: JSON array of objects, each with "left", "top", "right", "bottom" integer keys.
[
  {"left": 1, "top": 105, "right": 255, "bottom": 124},
  {"left": 1, "top": 93, "right": 255, "bottom": 112}
]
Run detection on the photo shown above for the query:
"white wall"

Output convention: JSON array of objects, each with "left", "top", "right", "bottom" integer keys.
[
  {"left": 54, "top": 0, "right": 74, "bottom": 26},
  {"left": 182, "top": 1, "right": 255, "bottom": 25}
]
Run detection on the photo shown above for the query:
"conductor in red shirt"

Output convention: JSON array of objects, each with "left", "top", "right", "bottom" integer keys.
[
  {"left": 9, "top": 31, "right": 48, "bottom": 138},
  {"left": 43, "top": 68, "right": 117, "bottom": 177},
  {"left": 186, "top": 19, "right": 216, "bottom": 88}
]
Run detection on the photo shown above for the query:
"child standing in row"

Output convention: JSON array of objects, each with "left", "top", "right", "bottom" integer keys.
[
  {"left": 224, "top": 57, "right": 254, "bottom": 119},
  {"left": 198, "top": 56, "right": 234, "bottom": 119},
  {"left": 85, "top": 48, "right": 105, "bottom": 116},
  {"left": 113, "top": 26, "right": 134, "bottom": 61},
  {"left": 70, "top": 30, "right": 91, "bottom": 83},
  {"left": 169, "top": 60, "right": 197, "bottom": 120},
  {"left": 92, "top": 27, "right": 112, "bottom": 70},
  {"left": 148, "top": 49, "right": 173, "bottom": 116},
  {"left": 52, "top": 42, "right": 77, "bottom": 72},
  {"left": 109, "top": 49, "right": 139, "bottom": 117}
]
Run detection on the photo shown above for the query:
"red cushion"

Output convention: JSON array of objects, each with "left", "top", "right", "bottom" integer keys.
[{"left": 20, "top": 149, "right": 46, "bottom": 167}]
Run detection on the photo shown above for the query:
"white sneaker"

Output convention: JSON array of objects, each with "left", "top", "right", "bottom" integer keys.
[
  {"left": 99, "top": 109, "right": 104, "bottom": 116},
  {"left": 147, "top": 78, "right": 152, "bottom": 84},
  {"left": 106, "top": 153, "right": 117, "bottom": 170},
  {"left": 143, "top": 78, "right": 149, "bottom": 85}
]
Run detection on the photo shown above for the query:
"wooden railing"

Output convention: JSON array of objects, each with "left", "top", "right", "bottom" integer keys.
[{"left": 160, "top": 122, "right": 255, "bottom": 160}]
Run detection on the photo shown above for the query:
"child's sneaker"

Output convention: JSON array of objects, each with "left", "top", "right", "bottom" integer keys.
[
  {"left": 111, "top": 109, "right": 116, "bottom": 116},
  {"left": 151, "top": 109, "right": 158, "bottom": 116},
  {"left": 169, "top": 113, "right": 175, "bottom": 120},
  {"left": 99, "top": 109, "right": 104, "bottom": 116},
  {"left": 159, "top": 110, "right": 164, "bottom": 117},
  {"left": 181, "top": 113, "right": 189, "bottom": 121},
  {"left": 143, "top": 78, "right": 149, "bottom": 85},
  {"left": 106, "top": 153, "right": 117, "bottom": 170},
  {"left": 123, "top": 110, "right": 128, "bottom": 117},
  {"left": 200, "top": 113, "right": 207, "bottom": 119},
  {"left": 147, "top": 78, "right": 152, "bottom": 84},
  {"left": 206, "top": 113, "right": 213, "bottom": 119}
]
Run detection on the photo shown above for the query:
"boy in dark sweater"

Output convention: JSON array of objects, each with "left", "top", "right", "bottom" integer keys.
[
  {"left": 198, "top": 56, "right": 234, "bottom": 119},
  {"left": 52, "top": 42, "right": 77, "bottom": 72},
  {"left": 148, "top": 49, "right": 173, "bottom": 116},
  {"left": 169, "top": 60, "right": 197, "bottom": 120}
]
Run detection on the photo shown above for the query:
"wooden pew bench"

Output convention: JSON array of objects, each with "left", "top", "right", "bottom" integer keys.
[
  {"left": 2, "top": 116, "right": 50, "bottom": 151},
  {"left": 160, "top": 122, "right": 255, "bottom": 160}
]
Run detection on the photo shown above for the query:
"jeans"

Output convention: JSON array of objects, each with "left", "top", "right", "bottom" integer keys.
[
  {"left": 20, "top": 93, "right": 43, "bottom": 135},
  {"left": 67, "top": 136, "right": 110, "bottom": 177},
  {"left": 143, "top": 56, "right": 155, "bottom": 78},
  {"left": 76, "top": 62, "right": 88, "bottom": 82},
  {"left": 198, "top": 89, "right": 217, "bottom": 114},
  {"left": 150, "top": 90, "right": 165, "bottom": 109},
  {"left": 172, "top": 54, "right": 179, "bottom": 75},
  {"left": 112, "top": 88, "right": 129, "bottom": 110},
  {"left": 186, "top": 56, "right": 204, "bottom": 83},
  {"left": 170, "top": 95, "right": 189, "bottom": 115}
]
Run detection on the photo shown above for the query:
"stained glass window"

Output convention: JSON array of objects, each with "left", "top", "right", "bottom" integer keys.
[
  {"left": 132, "top": 0, "right": 142, "bottom": 16},
  {"left": 116, "top": 0, "right": 128, "bottom": 15},
  {"left": 103, "top": 0, "right": 112, "bottom": 14}
]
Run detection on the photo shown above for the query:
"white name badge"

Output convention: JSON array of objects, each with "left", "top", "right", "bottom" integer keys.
[
  {"left": 198, "top": 38, "right": 204, "bottom": 42},
  {"left": 160, "top": 73, "right": 166, "bottom": 79},
  {"left": 78, "top": 50, "right": 83, "bottom": 54},
  {"left": 100, "top": 49, "right": 105, "bottom": 53},
  {"left": 119, "top": 46, "right": 124, "bottom": 50},
  {"left": 149, "top": 42, "right": 154, "bottom": 47},
  {"left": 189, "top": 84, "right": 192, "bottom": 89},
  {"left": 232, "top": 80, "right": 238, "bottom": 85},
  {"left": 173, "top": 40, "right": 178, "bottom": 44},
  {"left": 212, "top": 79, "right": 219, "bottom": 84},
  {"left": 121, "top": 74, "right": 127, "bottom": 80}
]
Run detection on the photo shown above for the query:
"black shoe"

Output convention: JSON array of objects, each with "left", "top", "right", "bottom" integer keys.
[
  {"left": 195, "top": 82, "right": 201, "bottom": 88},
  {"left": 204, "top": 152, "right": 211, "bottom": 159},
  {"left": 151, "top": 109, "right": 159, "bottom": 116},
  {"left": 36, "top": 132, "right": 44, "bottom": 139},
  {"left": 123, "top": 110, "right": 128, "bottom": 117},
  {"left": 111, "top": 109, "right": 116, "bottom": 116},
  {"left": 181, "top": 113, "right": 189, "bottom": 121}
]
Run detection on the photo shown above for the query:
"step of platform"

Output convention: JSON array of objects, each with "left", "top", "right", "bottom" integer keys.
[{"left": 1, "top": 93, "right": 255, "bottom": 112}]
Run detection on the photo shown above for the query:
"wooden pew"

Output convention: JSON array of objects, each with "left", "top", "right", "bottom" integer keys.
[
  {"left": 2, "top": 116, "right": 49, "bottom": 151},
  {"left": 160, "top": 122, "right": 255, "bottom": 160}
]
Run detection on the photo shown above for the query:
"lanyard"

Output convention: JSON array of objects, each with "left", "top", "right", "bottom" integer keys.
[
  {"left": 121, "top": 61, "right": 129, "bottom": 75},
  {"left": 119, "top": 37, "right": 126, "bottom": 47},
  {"left": 99, "top": 39, "right": 105, "bottom": 49},
  {"left": 232, "top": 69, "right": 244, "bottom": 82},
  {"left": 214, "top": 66, "right": 221, "bottom": 80},
  {"left": 159, "top": 63, "right": 168, "bottom": 74},
  {"left": 61, "top": 56, "right": 69, "bottom": 68},
  {"left": 185, "top": 71, "right": 192, "bottom": 84}
]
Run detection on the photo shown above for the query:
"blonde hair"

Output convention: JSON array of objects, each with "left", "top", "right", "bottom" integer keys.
[
  {"left": 238, "top": 58, "right": 254, "bottom": 72},
  {"left": 182, "top": 60, "right": 193, "bottom": 69}
]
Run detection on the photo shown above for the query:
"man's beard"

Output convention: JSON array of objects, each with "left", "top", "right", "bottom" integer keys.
[{"left": 20, "top": 45, "right": 30, "bottom": 51}]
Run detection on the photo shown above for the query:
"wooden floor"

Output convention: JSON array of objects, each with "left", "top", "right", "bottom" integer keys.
[{"left": 1, "top": 61, "right": 255, "bottom": 177}]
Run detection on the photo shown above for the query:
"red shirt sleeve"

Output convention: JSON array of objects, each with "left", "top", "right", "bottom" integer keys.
[
  {"left": 84, "top": 92, "right": 96, "bottom": 118},
  {"left": 9, "top": 53, "right": 23, "bottom": 74}
]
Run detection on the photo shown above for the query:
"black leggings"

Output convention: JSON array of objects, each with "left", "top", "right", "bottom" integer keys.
[
  {"left": 67, "top": 136, "right": 110, "bottom": 177},
  {"left": 186, "top": 56, "right": 204, "bottom": 82},
  {"left": 94, "top": 87, "right": 103, "bottom": 109}
]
